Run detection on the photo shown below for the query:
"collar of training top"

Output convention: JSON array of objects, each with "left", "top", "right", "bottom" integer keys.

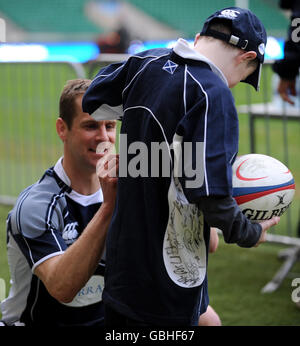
[{"left": 172, "top": 38, "right": 228, "bottom": 87}]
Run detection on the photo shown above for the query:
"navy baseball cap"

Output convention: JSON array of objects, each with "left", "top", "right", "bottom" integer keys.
[{"left": 200, "top": 7, "right": 267, "bottom": 91}]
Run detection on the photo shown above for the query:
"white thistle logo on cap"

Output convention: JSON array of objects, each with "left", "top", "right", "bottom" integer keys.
[
  {"left": 219, "top": 9, "right": 240, "bottom": 19},
  {"left": 258, "top": 43, "right": 265, "bottom": 55}
]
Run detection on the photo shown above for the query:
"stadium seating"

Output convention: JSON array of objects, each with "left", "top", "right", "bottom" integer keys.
[
  {"left": 0, "top": 0, "right": 101, "bottom": 33},
  {"left": 0, "top": 0, "right": 289, "bottom": 39},
  {"left": 126, "top": 0, "right": 289, "bottom": 38}
]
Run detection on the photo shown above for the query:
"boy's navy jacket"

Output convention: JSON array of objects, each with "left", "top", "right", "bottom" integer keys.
[{"left": 82, "top": 39, "right": 261, "bottom": 325}]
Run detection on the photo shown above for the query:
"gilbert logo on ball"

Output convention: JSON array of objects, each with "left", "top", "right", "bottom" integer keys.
[{"left": 232, "top": 154, "right": 295, "bottom": 222}]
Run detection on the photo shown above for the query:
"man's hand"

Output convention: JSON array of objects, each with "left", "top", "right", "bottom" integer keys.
[
  {"left": 278, "top": 78, "right": 296, "bottom": 105},
  {"left": 96, "top": 153, "right": 119, "bottom": 209},
  {"left": 254, "top": 216, "right": 280, "bottom": 247}
]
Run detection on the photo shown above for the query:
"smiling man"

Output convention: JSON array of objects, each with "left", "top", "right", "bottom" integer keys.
[{"left": 0, "top": 79, "right": 118, "bottom": 326}]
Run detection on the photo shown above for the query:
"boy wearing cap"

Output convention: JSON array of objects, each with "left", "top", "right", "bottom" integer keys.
[{"left": 82, "top": 7, "right": 280, "bottom": 326}]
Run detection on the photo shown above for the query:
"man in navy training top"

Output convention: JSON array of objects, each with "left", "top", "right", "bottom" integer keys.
[
  {"left": 82, "top": 7, "right": 280, "bottom": 326},
  {"left": 0, "top": 79, "right": 118, "bottom": 326},
  {"left": 273, "top": 0, "right": 300, "bottom": 105}
]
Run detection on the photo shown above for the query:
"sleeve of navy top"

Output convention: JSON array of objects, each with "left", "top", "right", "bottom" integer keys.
[
  {"left": 198, "top": 196, "right": 262, "bottom": 248},
  {"left": 82, "top": 61, "right": 127, "bottom": 120},
  {"left": 82, "top": 49, "right": 170, "bottom": 120},
  {"left": 272, "top": 3, "right": 300, "bottom": 80},
  {"left": 8, "top": 188, "right": 67, "bottom": 271},
  {"left": 273, "top": 37, "right": 300, "bottom": 80},
  {"left": 82, "top": 54, "right": 155, "bottom": 121},
  {"left": 176, "top": 78, "right": 261, "bottom": 247},
  {"left": 177, "top": 81, "right": 239, "bottom": 199}
]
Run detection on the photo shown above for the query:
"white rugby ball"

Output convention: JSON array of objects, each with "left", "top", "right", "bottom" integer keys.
[{"left": 232, "top": 154, "right": 295, "bottom": 222}]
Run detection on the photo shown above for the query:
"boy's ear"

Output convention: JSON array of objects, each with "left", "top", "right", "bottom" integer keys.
[
  {"left": 194, "top": 33, "right": 201, "bottom": 46},
  {"left": 238, "top": 50, "right": 257, "bottom": 63}
]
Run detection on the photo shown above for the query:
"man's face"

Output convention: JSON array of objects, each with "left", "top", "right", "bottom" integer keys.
[{"left": 64, "top": 95, "right": 117, "bottom": 172}]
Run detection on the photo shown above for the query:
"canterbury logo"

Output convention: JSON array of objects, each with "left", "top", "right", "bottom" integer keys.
[
  {"left": 62, "top": 222, "right": 79, "bottom": 243},
  {"left": 219, "top": 9, "right": 240, "bottom": 19}
]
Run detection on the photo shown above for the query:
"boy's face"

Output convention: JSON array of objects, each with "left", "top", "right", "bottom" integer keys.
[
  {"left": 240, "top": 61, "right": 258, "bottom": 83},
  {"left": 229, "top": 51, "right": 258, "bottom": 88}
]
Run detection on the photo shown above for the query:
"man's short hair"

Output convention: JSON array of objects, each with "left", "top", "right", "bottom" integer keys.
[{"left": 59, "top": 79, "right": 91, "bottom": 129}]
